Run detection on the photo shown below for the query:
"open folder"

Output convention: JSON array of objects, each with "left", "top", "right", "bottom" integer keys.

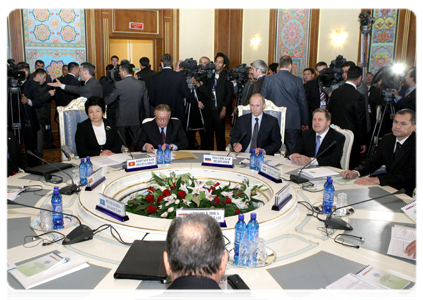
[{"left": 114, "top": 240, "right": 167, "bottom": 281}]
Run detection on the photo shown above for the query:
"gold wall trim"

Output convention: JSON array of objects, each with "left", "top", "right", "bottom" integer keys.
[
  {"left": 401, "top": 9, "right": 411, "bottom": 63},
  {"left": 89, "top": 10, "right": 96, "bottom": 64}
]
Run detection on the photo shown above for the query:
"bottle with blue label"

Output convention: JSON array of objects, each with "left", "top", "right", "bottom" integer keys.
[
  {"left": 256, "top": 150, "right": 264, "bottom": 171},
  {"left": 322, "top": 176, "right": 335, "bottom": 214},
  {"left": 247, "top": 213, "right": 259, "bottom": 241},
  {"left": 164, "top": 144, "right": 171, "bottom": 164},
  {"left": 157, "top": 145, "right": 164, "bottom": 164},
  {"left": 234, "top": 214, "right": 247, "bottom": 265},
  {"left": 250, "top": 149, "right": 256, "bottom": 170},
  {"left": 79, "top": 158, "right": 87, "bottom": 186},
  {"left": 51, "top": 187, "right": 63, "bottom": 230},
  {"left": 85, "top": 156, "right": 93, "bottom": 176}
]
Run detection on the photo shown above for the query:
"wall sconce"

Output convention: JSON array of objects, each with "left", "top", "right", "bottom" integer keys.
[
  {"left": 251, "top": 34, "right": 261, "bottom": 47},
  {"left": 332, "top": 27, "right": 346, "bottom": 46}
]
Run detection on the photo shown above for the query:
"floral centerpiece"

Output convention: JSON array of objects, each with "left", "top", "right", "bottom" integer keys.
[{"left": 126, "top": 172, "right": 266, "bottom": 219}]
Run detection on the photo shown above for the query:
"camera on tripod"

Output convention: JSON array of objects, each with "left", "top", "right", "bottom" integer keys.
[
  {"left": 106, "top": 64, "right": 121, "bottom": 83},
  {"left": 8, "top": 59, "right": 27, "bottom": 87},
  {"left": 372, "top": 63, "right": 405, "bottom": 102},
  {"left": 180, "top": 58, "right": 216, "bottom": 89},
  {"left": 227, "top": 64, "right": 249, "bottom": 84},
  {"left": 317, "top": 55, "right": 346, "bottom": 94}
]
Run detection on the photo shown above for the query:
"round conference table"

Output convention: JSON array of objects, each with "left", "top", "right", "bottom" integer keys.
[{"left": 6, "top": 151, "right": 417, "bottom": 299}]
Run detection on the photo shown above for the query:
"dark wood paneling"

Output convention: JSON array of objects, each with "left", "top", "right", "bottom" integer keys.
[
  {"left": 308, "top": 9, "right": 320, "bottom": 69},
  {"left": 214, "top": 9, "right": 243, "bottom": 69},
  {"left": 396, "top": 9, "right": 416, "bottom": 68},
  {"left": 7, "top": 9, "right": 24, "bottom": 62},
  {"left": 111, "top": 9, "right": 161, "bottom": 37},
  {"left": 268, "top": 9, "right": 277, "bottom": 65}
]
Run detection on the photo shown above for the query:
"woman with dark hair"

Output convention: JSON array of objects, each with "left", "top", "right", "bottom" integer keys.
[{"left": 75, "top": 96, "right": 122, "bottom": 157}]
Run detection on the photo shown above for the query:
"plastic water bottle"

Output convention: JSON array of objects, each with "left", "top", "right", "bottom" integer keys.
[
  {"left": 157, "top": 145, "right": 164, "bottom": 164},
  {"left": 79, "top": 158, "right": 87, "bottom": 186},
  {"left": 234, "top": 214, "right": 247, "bottom": 265},
  {"left": 256, "top": 150, "right": 264, "bottom": 171},
  {"left": 85, "top": 156, "right": 93, "bottom": 176},
  {"left": 164, "top": 144, "right": 171, "bottom": 164},
  {"left": 323, "top": 176, "right": 335, "bottom": 214},
  {"left": 51, "top": 187, "right": 63, "bottom": 230},
  {"left": 250, "top": 149, "right": 256, "bottom": 170},
  {"left": 247, "top": 213, "right": 259, "bottom": 241}
]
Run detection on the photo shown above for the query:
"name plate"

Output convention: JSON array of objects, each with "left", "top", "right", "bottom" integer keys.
[
  {"left": 95, "top": 193, "right": 129, "bottom": 222},
  {"left": 202, "top": 155, "right": 233, "bottom": 168},
  {"left": 126, "top": 157, "right": 158, "bottom": 172},
  {"left": 272, "top": 184, "right": 292, "bottom": 211},
  {"left": 85, "top": 167, "right": 105, "bottom": 191},
  {"left": 176, "top": 208, "right": 226, "bottom": 227},
  {"left": 259, "top": 163, "right": 282, "bottom": 183}
]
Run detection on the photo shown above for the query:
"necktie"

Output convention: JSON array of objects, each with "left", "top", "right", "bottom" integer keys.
[
  {"left": 161, "top": 128, "right": 166, "bottom": 145},
  {"left": 405, "top": 88, "right": 411, "bottom": 97},
  {"left": 393, "top": 142, "right": 401, "bottom": 159},
  {"left": 250, "top": 118, "right": 259, "bottom": 150},
  {"left": 315, "top": 135, "right": 321, "bottom": 157},
  {"left": 319, "top": 88, "right": 327, "bottom": 108}
]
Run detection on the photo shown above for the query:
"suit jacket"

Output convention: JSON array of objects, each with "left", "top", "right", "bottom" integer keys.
[
  {"left": 354, "top": 132, "right": 416, "bottom": 196},
  {"left": 230, "top": 113, "right": 282, "bottom": 155},
  {"left": 239, "top": 81, "right": 253, "bottom": 106},
  {"left": 327, "top": 83, "right": 367, "bottom": 146},
  {"left": 291, "top": 128, "right": 345, "bottom": 168},
  {"left": 105, "top": 75, "right": 150, "bottom": 127},
  {"left": 304, "top": 79, "right": 326, "bottom": 113},
  {"left": 75, "top": 118, "right": 122, "bottom": 158},
  {"left": 214, "top": 70, "right": 235, "bottom": 113},
  {"left": 260, "top": 70, "right": 309, "bottom": 129},
  {"left": 136, "top": 68, "right": 157, "bottom": 94},
  {"left": 136, "top": 119, "right": 189, "bottom": 151},
  {"left": 246, "top": 75, "right": 266, "bottom": 102},
  {"left": 64, "top": 77, "right": 103, "bottom": 99},
  {"left": 21, "top": 78, "right": 42, "bottom": 131},
  {"left": 357, "top": 80, "right": 371, "bottom": 132},
  {"left": 395, "top": 88, "right": 416, "bottom": 112},
  {"left": 140, "top": 276, "right": 259, "bottom": 300},
  {"left": 55, "top": 74, "right": 81, "bottom": 107},
  {"left": 7, "top": 131, "right": 28, "bottom": 176},
  {"left": 149, "top": 68, "right": 196, "bottom": 123}
]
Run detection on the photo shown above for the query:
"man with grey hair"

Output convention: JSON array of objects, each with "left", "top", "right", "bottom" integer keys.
[
  {"left": 245, "top": 59, "right": 268, "bottom": 102},
  {"left": 163, "top": 213, "right": 228, "bottom": 289}
]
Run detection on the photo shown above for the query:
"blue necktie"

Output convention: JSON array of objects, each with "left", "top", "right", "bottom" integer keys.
[{"left": 315, "top": 135, "right": 321, "bottom": 157}]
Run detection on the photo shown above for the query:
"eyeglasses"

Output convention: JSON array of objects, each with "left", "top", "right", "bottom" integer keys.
[{"left": 156, "top": 117, "right": 170, "bottom": 121}]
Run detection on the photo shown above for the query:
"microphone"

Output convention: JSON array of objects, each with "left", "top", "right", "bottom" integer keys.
[
  {"left": 7, "top": 200, "right": 93, "bottom": 245},
  {"left": 117, "top": 129, "right": 134, "bottom": 160},
  {"left": 26, "top": 150, "right": 79, "bottom": 195},
  {"left": 228, "top": 131, "right": 247, "bottom": 156},
  {"left": 324, "top": 188, "right": 406, "bottom": 230},
  {"left": 290, "top": 141, "right": 337, "bottom": 184}
]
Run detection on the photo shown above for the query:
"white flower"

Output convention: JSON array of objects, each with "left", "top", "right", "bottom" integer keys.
[
  {"left": 221, "top": 191, "right": 233, "bottom": 198},
  {"left": 205, "top": 189, "right": 214, "bottom": 201},
  {"left": 164, "top": 195, "right": 175, "bottom": 206},
  {"left": 168, "top": 207, "right": 174, "bottom": 213},
  {"left": 187, "top": 180, "right": 206, "bottom": 195},
  {"left": 231, "top": 197, "right": 249, "bottom": 209},
  {"left": 183, "top": 199, "right": 191, "bottom": 206},
  {"left": 160, "top": 212, "right": 168, "bottom": 218},
  {"left": 179, "top": 183, "right": 189, "bottom": 194},
  {"left": 175, "top": 200, "right": 180, "bottom": 205}
]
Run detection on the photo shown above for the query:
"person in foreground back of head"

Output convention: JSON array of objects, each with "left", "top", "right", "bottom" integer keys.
[{"left": 163, "top": 214, "right": 228, "bottom": 289}]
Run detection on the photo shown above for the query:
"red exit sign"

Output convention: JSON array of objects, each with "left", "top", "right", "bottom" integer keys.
[{"left": 129, "top": 22, "right": 144, "bottom": 30}]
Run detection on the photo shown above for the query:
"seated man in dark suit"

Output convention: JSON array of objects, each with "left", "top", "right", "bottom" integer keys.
[
  {"left": 290, "top": 108, "right": 345, "bottom": 168},
  {"left": 137, "top": 104, "right": 189, "bottom": 153},
  {"left": 341, "top": 109, "right": 416, "bottom": 196},
  {"left": 164, "top": 213, "right": 228, "bottom": 289},
  {"left": 230, "top": 93, "right": 282, "bottom": 155}
]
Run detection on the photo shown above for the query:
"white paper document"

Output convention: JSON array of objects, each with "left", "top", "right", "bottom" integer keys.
[
  {"left": 387, "top": 225, "right": 416, "bottom": 261},
  {"left": 356, "top": 265, "right": 411, "bottom": 289},
  {"left": 326, "top": 273, "right": 378, "bottom": 290},
  {"left": 301, "top": 167, "right": 339, "bottom": 178},
  {"left": 90, "top": 153, "right": 133, "bottom": 166},
  {"left": 401, "top": 200, "right": 416, "bottom": 222}
]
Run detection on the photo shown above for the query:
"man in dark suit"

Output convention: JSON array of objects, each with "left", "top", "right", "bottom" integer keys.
[
  {"left": 149, "top": 53, "right": 197, "bottom": 124},
  {"left": 245, "top": 59, "right": 267, "bottom": 102},
  {"left": 135, "top": 56, "right": 157, "bottom": 97},
  {"left": 137, "top": 104, "right": 188, "bottom": 152},
  {"left": 164, "top": 213, "right": 228, "bottom": 289},
  {"left": 48, "top": 62, "right": 103, "bottom": 99},
  {"left": 105, "top": 63, "right": 150, "bottom": 149},
  {"left": 342, "top": 109, "right": 416, "bottom": 196},
  {"left": 394, "top": 67, "right": 416, "bottom": 112},
  {"left": 327, "top": 66, "right": 367, "bottom": 169},
  {"left": 290, "top": 108, "right": 345, "bottom": 168},
  {"left": 230, "top": 93, "right": 281, "bottom": 155},
  {"left": 304, "top": 61, "right": 328, "bottom": 125},
  {"left": 260, "top": 55, "right": 309, "bottom": 155},
  {"left": 54, "top": 62, "right": 80, "bottom": 108},
  {"left": 7, "top": 131, "right": 28, "bottom": 176}
]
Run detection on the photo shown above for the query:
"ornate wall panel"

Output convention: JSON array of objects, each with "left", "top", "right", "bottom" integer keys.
[
  {"left": 22, "top": 9, "right": 87, "bottom": 77},
  {"left": 275, "top": 9, "right": 311, "bottom": 77},
  {"left": 368, "top": 9, "right": 398, "bottom": 74}
]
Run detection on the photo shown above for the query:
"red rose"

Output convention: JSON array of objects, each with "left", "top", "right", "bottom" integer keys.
[
  {"left": 213, "top": 196, "right": 221, "bottom": 205},
  {"left": 146, "top": 194, "right": 155, "bottom": 203},
  {"left": 211, "top": 186, "right": 216, "bottom": 191},
  {"left": 163, "top": 189, "right": 171, "bottom": 197},
  {"left": 225, "top": 197, "right": 231, "bottom": 204},
  {"left": 157, "top": 195, "right": 164, "bottom": 202},
  {"left": 148, "top": 187, "right": 155, "bottom": 193},
  {"left": 237, "top": 190, "right": 243, "bottom": 196},
  {"left": 146, "top": 205, "right": 157, "bottom": 214},
  {"left": 214, "top": 182, "right": 220, "bottom": 187},
  {"left": 177, "top": 191, "right": 186, "bottom": 199},
  {"left": 235, "top": 209, "right": 240, "bottom": 215}
]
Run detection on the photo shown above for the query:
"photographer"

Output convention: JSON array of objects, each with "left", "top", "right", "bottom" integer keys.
[{"left": 394, "top": 67, "right": 415, "bottom": 112}]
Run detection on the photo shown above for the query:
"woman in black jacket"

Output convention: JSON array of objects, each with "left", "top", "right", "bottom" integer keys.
[{"left": 75, "top": 96, "right": 122, "bottom": 157}]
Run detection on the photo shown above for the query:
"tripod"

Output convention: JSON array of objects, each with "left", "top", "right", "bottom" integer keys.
[{"left": 230, "top": 79, "right": 247, "bottom": 134}]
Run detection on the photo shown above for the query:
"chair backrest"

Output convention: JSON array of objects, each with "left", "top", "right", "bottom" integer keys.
[
  {"left": 142, "top": 117, "right": 179, "bottom": 124},
  {"left": 237, "top": 99, "right": 287, "bottom": 144},
  {"left": 330, "top": 124, "right": 354, "bottom": 170},
  {"left": 57, "top": 97, "right": 88, "bottom": 161}
]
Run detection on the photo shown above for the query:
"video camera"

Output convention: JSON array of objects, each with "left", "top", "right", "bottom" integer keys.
[
  {"left": 7, "top": 59, "right": 26, "bottom": 87},
  {"left": 317, "top": 55, "right": 346, "bottom": 94},
  {"left": 227, "top": 64, "right": 249, "bottom": 84},
  {"left": 372, "top": 63, "right": 405, "bottom": 101},
  {"left": 106, "top": 64, "right": 121, "bottom": 83},
  {"left": 180, "top": 58, "right": 216, "bottom": 89}
]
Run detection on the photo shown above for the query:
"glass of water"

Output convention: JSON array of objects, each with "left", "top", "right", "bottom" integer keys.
[
  {"left": 40, "top": 203, "right": 53, "bottom": 231},
  {"left": 72, "top": 168, "right": 80, "bottom": 186}
]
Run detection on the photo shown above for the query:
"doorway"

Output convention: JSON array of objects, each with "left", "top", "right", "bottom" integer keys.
[{"left": 109, "top": 38, "right": 155, "bottom": 71}]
